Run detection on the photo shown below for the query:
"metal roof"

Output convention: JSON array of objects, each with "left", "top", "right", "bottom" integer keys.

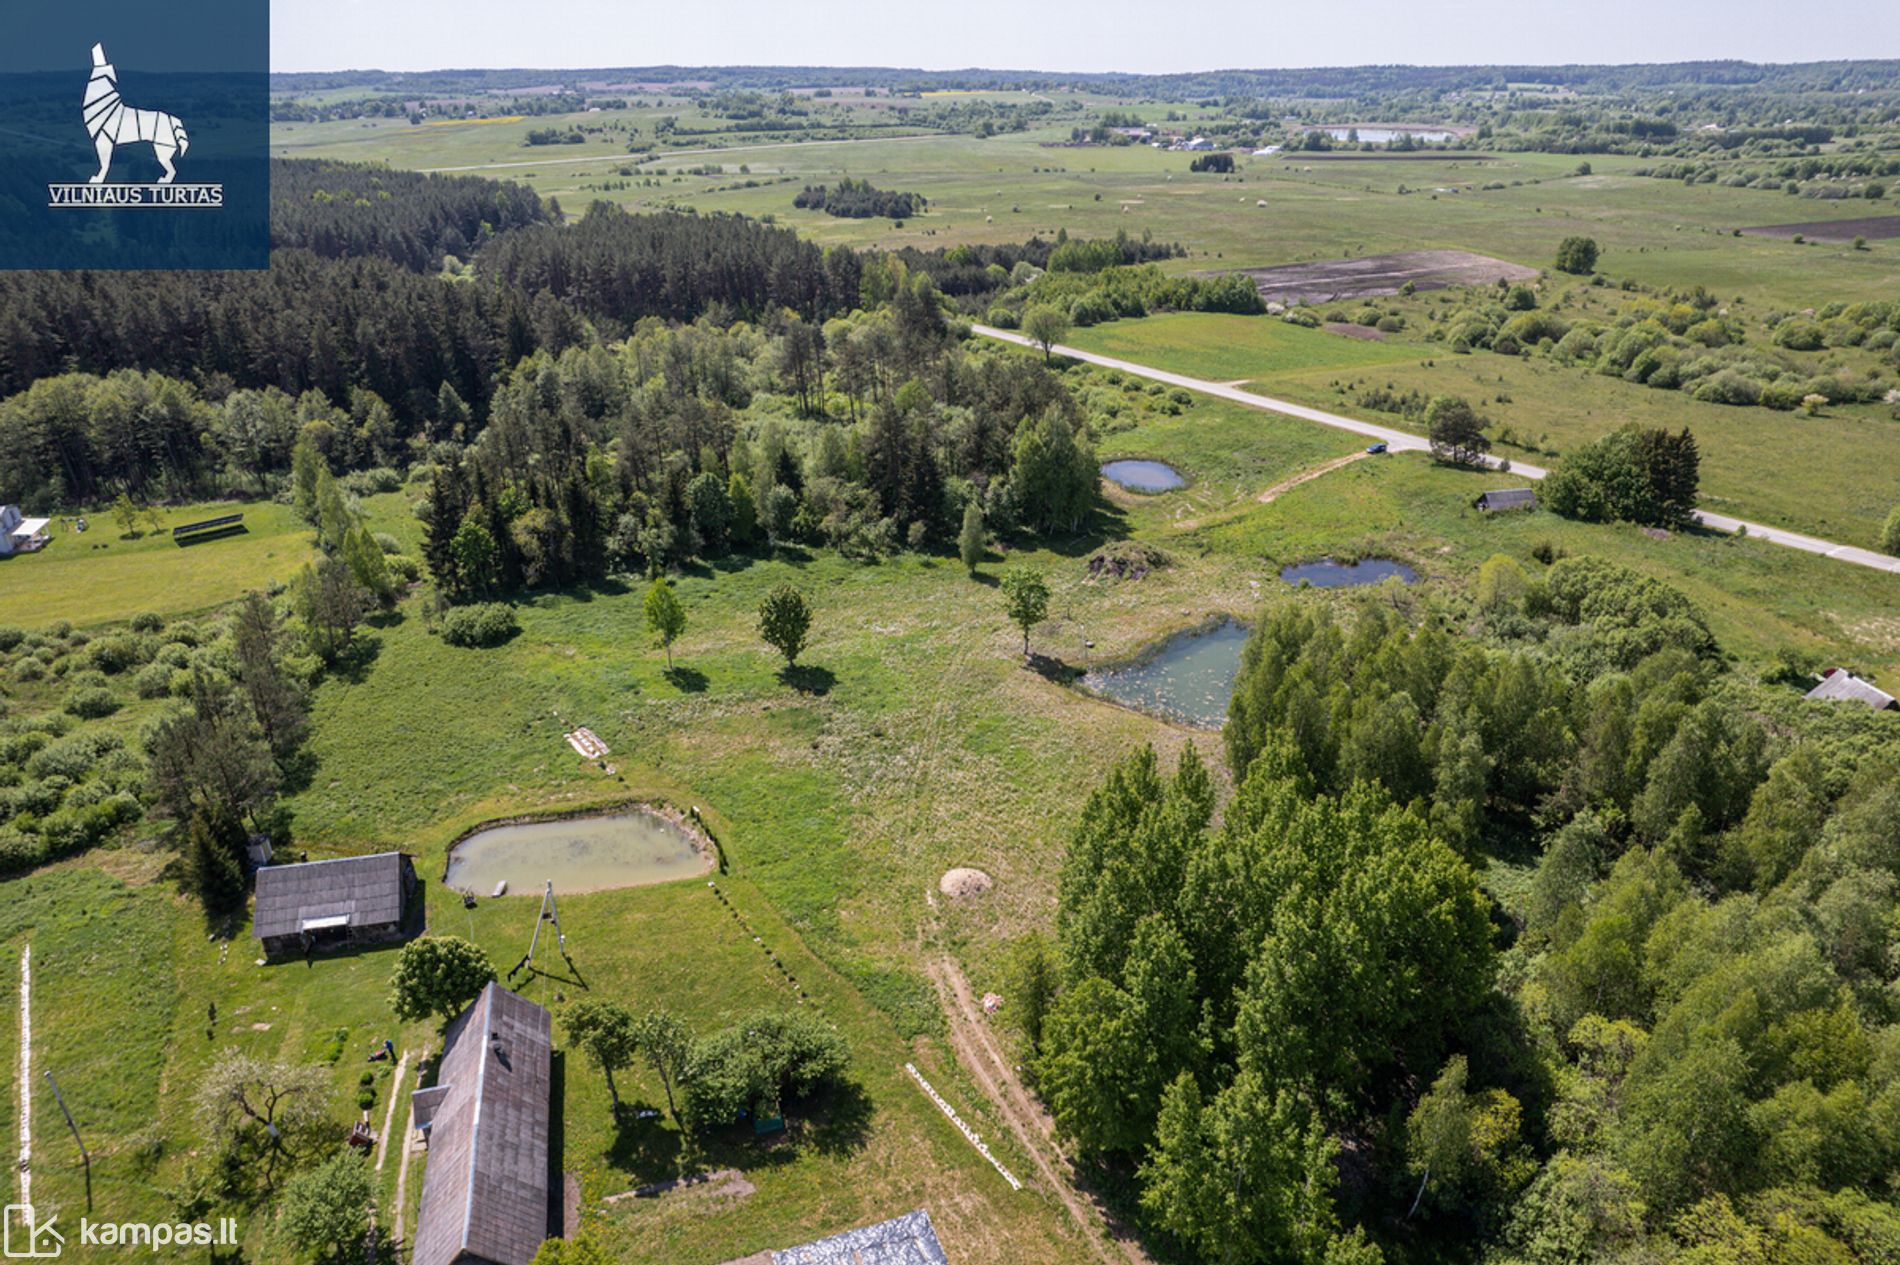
[
  {"left": 774, "top": 1211, "right": 950, "bottom": 1265},
  {"left": 1805, "top": 670, "right": 1899, "bottom": 711},
  {"left": 412, "top": 983, "right": 553, "bottom": 1265},
  {"left": 251, "top": 852, "right": 412, "bottom": 941},
  {"left": 1475, "top": 487, "right": 1537, "bottom": 510}
]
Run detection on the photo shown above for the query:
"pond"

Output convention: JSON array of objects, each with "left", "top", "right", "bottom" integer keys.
[
  {"left": 1100, "top": 459, "right": 1186, "bottom": 493},
  {"left": 444, "top": 809, "right": 710, "bottom": 895},
  {"left": 1280, "top": 558, "right": 1418, "bottom": 588},
  {"left": 1082, "top": 619, "right": 1249, "bottom": 728}
]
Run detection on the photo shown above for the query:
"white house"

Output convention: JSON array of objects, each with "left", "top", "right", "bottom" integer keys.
[{"left": 0, "top": 506, "right": 50, "bottom": 556}]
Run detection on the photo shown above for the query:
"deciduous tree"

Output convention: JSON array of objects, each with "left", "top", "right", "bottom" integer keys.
[{"left": 389, "top": 937, "right": 496, "bottom": 1023}]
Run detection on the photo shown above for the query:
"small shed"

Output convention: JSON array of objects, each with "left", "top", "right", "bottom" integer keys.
[
  {"left": 251, "top": 852, "right": 419, "bottom": 958},
  {"left": 773, "top": 1210, "right": 950, "bottom": 1265},
  {"left": 1474, "top": 488, "right": 1537, "bottom": 513},
  {"left": 411, "top": 983, "right": 554, "bottom": 1265},
  {"left": 1805, "top": 669, "right": 1898, "bottom": 712},
  {"left": 0, "top": 506, "right": 51, "bottom": 555}
]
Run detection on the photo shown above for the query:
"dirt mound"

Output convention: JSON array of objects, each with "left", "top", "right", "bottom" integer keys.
[
  {"left": 1324, "top": 322, "right": 1386, "bottom": 341},
  {"left": 939, "top": 867, "right": 993, "bottom": 899},
  {"left": 1087, "top": 541, "right": 1170, "bottom": 582},
  {"left": 1233, "top": 249, "right": 1537, "bottom": 307}
]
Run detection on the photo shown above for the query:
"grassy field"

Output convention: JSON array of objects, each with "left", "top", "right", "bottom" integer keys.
[
  {"left": 1064, "top": 311, "right": 1417, "bottom": 381},
  {"left": 1041, "top": 306, "right": 1900, "bottom": 552},
  {"left": 8, "top": 363, "right": 1900, "bottom": 1261},
  {"left": 275, "top": 111, "right": 1900, "bottom": 311},
  {"left": 0, "top": 501, "right": 319, "bottom": 629}
]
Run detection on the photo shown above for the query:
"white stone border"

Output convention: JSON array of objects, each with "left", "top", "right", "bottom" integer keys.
[{"left": 905, "top": 1062, "right": 1022, "bottom": 1191}]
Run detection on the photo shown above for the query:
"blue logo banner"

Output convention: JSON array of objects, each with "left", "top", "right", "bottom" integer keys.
[{"left": 0, "top": 0, "right": 267, "bottom": 268}]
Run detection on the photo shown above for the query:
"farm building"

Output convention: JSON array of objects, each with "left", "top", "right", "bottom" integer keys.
[
  {"left": 773, "top": 1210, "right": 950, "bottom": 1264},
  {"left": 1804, "top": 669, "right": 1899, "bottom": 712},
  {"left": 412, "top": 983, "right": 555, "bottom": 1265},
  {"left": 251, "top": 852, "right": 419, "bottom": 958},
  {"left": 0, "top": 505, "right": 51, "bottom": 555},
  {"left": 1474, "top": 488, "right": 1537, "bottom": 513}
]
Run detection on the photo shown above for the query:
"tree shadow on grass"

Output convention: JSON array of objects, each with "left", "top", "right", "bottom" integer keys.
[
  {"left": 663, "top": 666, "right": 709, "bottom": 694},
  {"left": 1024, "top": 652, "right": 1084, "bottom": 685},
  {"left": 797, "top": 1077, "right": 873, "bottom": 1160},
  {"left": 326, "top": 633, "right": 383, "bottom": 685},
  {"left": 777, "top": 663, "right": 835, "bottom": 696},
  {"left": 604, "top": 1105, "right": 684, "bottom": 1186},
  {"left": 277, "top": 746, "right": 320, "bottom": 797}
]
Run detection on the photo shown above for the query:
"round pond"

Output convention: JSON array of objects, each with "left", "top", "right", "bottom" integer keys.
[
  {"left": 444, "top": 809, "right": 710, "bottom": 895},
  {"left": 1082, "top": 619, "right": 1248, "bottom": 729},
  {"left": 1279, "top": 557, "right": 1418, "bottom": 588},
  {"left": 1100, "top": 460, "right": 1186, "bottom": 493}
]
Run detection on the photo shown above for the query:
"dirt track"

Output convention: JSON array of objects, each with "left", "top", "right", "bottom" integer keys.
[
  {"left": 1739, "top": 214, "right": 1900, "bottom": 242},
  {"left": 1258, "top": 450, "right": 1369, "bottom": 503},
  {"left": 1234, "top": 248, "right": 1538, "bottom": 306},
  {"left": 924, "top": 956, "right": 1154, "bottom": 1265}
]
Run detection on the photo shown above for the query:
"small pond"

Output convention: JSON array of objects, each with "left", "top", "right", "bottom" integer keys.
[
  {"left": 1280, "top": 557, "right": 1418, "bottom": 588},
  {"left": 1101, "top": 460, "right": 1186, "bottom": 493},
  {"left": 444, "top": 809, "right": 709, "bottom": 895},
  {"left": 1082, "top": 619, "right": 1249, "bottom": 729}
]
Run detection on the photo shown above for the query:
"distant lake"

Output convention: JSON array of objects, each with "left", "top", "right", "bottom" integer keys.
[
  {"left": 1280, "top": 558, "right": 1419, "bottom": 588},
  {"left": 1101, "top": 460, "right": 1186, "bottom": 493}
]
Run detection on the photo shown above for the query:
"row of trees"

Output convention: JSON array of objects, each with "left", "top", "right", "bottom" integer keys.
[{"left": 793, "top": 179, "right": 927, "bottom": 219}]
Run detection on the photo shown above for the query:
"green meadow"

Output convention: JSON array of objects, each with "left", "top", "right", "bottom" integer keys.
[
  {"left": 0, "top": 501, "right": 322, "bottom": 628},
  {"left": 1062, "top": 311, "right": 1417, "bottom": 381},
  {"left": 277, "top": 108, "right": 1900, "bottom": 311},
  {"left": 8, "top": 343, "right": 1900, "bottom": 1260}
]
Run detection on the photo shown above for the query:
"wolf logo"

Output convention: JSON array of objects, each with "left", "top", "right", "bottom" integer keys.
[{"left": 83, "top": 43, "right": 189, "bottom": 184}]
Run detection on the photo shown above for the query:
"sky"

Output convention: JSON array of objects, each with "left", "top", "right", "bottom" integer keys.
[{"left": 270, "top": 0, "right": 1900, "bottom": 74}]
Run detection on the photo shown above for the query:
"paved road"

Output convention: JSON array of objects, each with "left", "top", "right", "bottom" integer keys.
[{"left": 974, "top": 325, "right": 1900, "bottom": 577}]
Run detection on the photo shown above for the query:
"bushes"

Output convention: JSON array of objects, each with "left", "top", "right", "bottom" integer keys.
[
  {"left": 437, "top": 603, "right": 519, "bottom": 648},
  {"left": 87, "top": 633, "right": 153, "bottom": 675},
  {"left": 134, "top": 663, "right": 178, "bottom": 699},
  {"left": 25, "top": 732, "right": 120, "bottom": 781},
  {"left": 1543, "top": 556, "right": 1718, "bottom": 666},
  {"left": 64, "top": 687, "right": 120, "bottom": 719},
  {"left": 681, "top": 1010, "right": 849, "bottom": 1128},
  {"left": 1556, "top": 236, "right": 1600, "bottom": 274}
]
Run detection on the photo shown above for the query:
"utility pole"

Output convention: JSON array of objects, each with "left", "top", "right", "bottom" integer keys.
[{"left": 42, "top": 1072, "right": 90, "bottom": 1212}]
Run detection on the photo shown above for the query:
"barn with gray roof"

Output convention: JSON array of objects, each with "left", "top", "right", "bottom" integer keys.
[
  {"left": 411, "top": 983, "right": 555, "bottom": 1265},
  {"left": 251, "top": 852, "right": 418, "bottom": 957},
  {"left": 1805, "top": 669, "right": 1899, "bottom": 712}
]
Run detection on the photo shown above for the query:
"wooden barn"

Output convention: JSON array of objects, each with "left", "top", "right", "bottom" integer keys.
[
  {"left": 1474, "top": 488, "right": 1537, "bottom": 513},
  {"left": 251, "top": 852, "right": 419, "bottom": 958},
  {"left": 411, "top": 983, "right": 555, "bottom": 1265}
]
